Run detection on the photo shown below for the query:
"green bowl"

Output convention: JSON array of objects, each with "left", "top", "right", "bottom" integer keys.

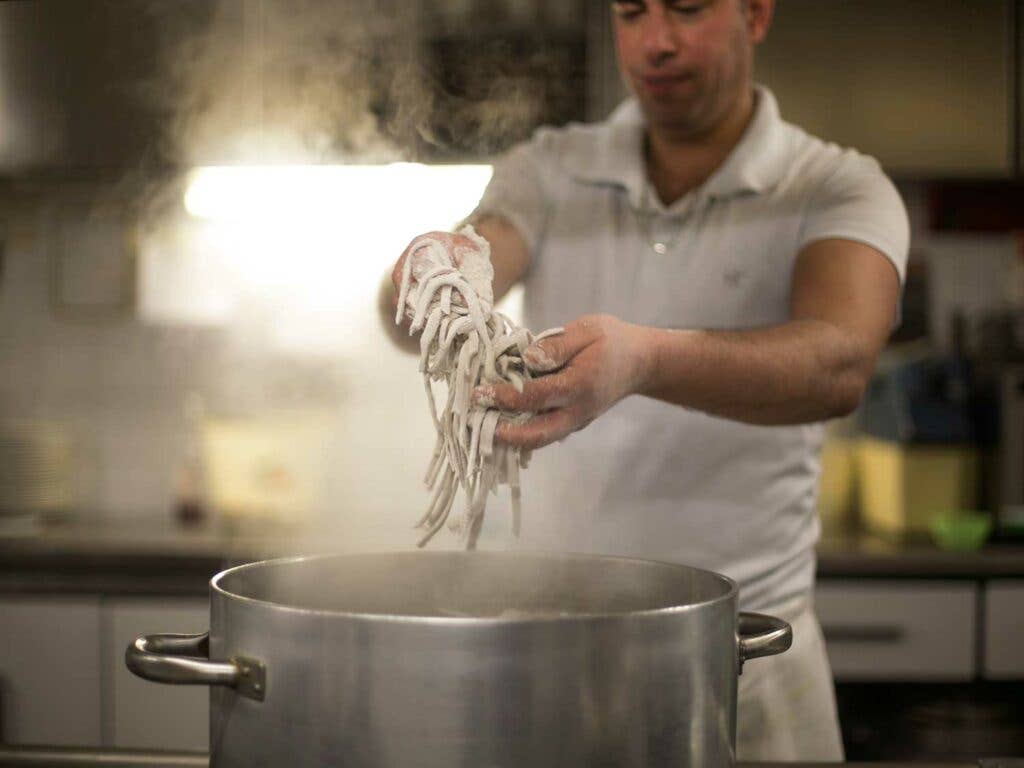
[{"left": 928, "top": 512, "right": 993, "bottom": 551}]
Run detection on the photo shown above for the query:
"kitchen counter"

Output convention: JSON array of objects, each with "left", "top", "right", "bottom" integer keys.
[
  {"left": 0, "top": 748, "right": 1005, "bottom": 768},
  {"left": 2, "top": 515, "right": 1024, "bottom": 596},
  {"left": 0, "top": 516, "right": 299, "bottom": 595},
  {"left": 817, "top": 529, "right": 1024, "bottom": 579}
]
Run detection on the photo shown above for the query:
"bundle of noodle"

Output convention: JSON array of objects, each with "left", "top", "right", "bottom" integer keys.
[{"left": 395, "top": 225, "right": 561, "bottom": 548}]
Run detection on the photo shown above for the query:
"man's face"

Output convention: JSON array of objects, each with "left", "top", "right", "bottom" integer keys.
[{"left": 611, "top": 0, "right": 771, "bottom": 139}]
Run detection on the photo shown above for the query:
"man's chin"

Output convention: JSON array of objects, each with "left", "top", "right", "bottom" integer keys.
[{"left": 636, "top": 97, "right": 705, "bottom": 138}]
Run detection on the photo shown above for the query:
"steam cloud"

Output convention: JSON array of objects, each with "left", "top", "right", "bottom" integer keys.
[{"left": 142, "top": 0, "right": 569, "bottom": 165}]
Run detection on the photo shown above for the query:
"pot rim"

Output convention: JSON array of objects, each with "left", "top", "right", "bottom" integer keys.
[{"left": 209, "top": 550, "right": 739, "bottom": 624}]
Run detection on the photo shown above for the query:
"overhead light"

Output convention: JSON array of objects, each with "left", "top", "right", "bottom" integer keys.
[
  {"left": 173, "top": 163, "right": 495, "bottom": 352},
  {"left": 183, "top": 163, "right": 493, "bottom": 230}
]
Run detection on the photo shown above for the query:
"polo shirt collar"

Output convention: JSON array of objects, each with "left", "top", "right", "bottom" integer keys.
[{"left": 565, "top": 85, "right": 789, "bottom": 213}]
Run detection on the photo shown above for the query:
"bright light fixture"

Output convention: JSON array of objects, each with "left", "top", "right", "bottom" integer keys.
[
  {"left": 178, "top": 163, "right": 495, "bottom": 353},
  {"left": 184, "top": 163, "right": 493, "bottom": 230}
]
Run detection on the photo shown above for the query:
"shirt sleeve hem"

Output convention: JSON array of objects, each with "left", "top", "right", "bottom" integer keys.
[{"left": 797, "top": 230, "right": 907, "bottom": 284}]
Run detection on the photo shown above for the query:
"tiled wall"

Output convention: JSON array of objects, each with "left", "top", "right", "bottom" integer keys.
[{"left": 0, "top": 184, "right": 443, "bottom": 550}]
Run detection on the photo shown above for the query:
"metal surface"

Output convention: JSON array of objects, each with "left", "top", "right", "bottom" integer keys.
[
  {"left": 0, "top": 747, "right": 208, "bottom": 766},
  {"left": 128, "top": 551, "right": 792, "bottom": 768},
  {"left": 0, "top": 751, "right": 986, "bottom": 768},
  {"left": 737, "top": 612, "right": 793, "bottom": 673},
  {"left": 0, "top": 0, "right": 211, "bottom": 172},
  {"left": 125, "top": 633, "right": 264, "bottom": 702}
]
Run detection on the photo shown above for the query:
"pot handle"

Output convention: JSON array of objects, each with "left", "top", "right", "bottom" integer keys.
[
  {"left": 736, "top": 612, "right": 792, "bottom": 674},
  {"left": 126, "top": 632, "right": 266, "bottom": 701}
]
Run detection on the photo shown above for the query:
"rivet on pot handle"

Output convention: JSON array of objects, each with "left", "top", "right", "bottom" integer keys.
[
  {"left": 736, "top": 612, "right": 792, "bottom": 675},
  {"left": 126, "top": 632, "right": 266, "bottom": 701}
]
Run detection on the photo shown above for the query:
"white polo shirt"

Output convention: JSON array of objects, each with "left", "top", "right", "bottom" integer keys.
[{"left": 470, "top": 86, "right": 909, "bottom": 611}]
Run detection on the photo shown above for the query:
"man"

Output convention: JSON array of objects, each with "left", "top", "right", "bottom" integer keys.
[{"left": 385, "top": 0, "right": 907, "bottom": 758}]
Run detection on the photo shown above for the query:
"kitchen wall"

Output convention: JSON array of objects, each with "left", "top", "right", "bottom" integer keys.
[{"left": 0, "top": 179, "right": 476, "bottom": 550}]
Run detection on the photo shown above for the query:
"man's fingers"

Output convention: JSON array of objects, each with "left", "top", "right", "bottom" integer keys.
[
  {"left": 473, "top": 374, "right": 572, "bottom": 413},
  {"left": 387, "top": 282, "right": 401, "bottom": 314},
  {"left": 494, "top": 409, "right": 577, "bottom": 450},
  {"left": 391, "top": 251, "right": 409, "bottom": 293},
  {"left": 523, "top": 317, "right": 601, "bottom": 373},
  {"left": 393, "top": 232, "right": 484, "bottom": 304},
  {"left": 522, "top": 338, "right": 564, "bottom": 373},
  {"left": 450, "top": 234, "right": 481, "bottom": 268}
]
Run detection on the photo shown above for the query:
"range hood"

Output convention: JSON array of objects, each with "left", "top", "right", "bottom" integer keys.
[
  {"left": 0, "top": 0, "right": 600, "bottom": 175},
  {"left": 0, "top": 0, "right": 393, "bottom": 173},
  {"left": 0, "top": 0, "right": 210, "bottom": 173}
]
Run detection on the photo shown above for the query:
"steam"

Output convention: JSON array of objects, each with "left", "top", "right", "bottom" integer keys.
[
  {"left": 122, "top": 0, "right": 568, "bottom": 547},
  {"left": 140, "top": 0, "right": 558, "bottom": 165},
  {"left": 130, "top": 0, "right": 561, "bottom": 342},
  {"left": 144, "top": 0, "right": 407, "bottom": 164}
]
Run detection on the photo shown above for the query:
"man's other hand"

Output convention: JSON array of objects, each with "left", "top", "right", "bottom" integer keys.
[{"left": 472, "top": 314, "right": 654, "bottom": 450}]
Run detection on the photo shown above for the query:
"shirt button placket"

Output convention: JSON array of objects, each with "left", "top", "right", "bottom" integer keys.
[{"left": 652, "top": 214, "right": 683, "bottom": 256}]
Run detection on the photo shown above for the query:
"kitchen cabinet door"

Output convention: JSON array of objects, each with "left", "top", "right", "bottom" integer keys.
[
  {"left": 984, "top": 580, "right": 1024, "bottom": 678},
  {"left": 756, "top": 0, "right": 1013, "bottom": 177},
  {"left": 104, "top": 598, "right": 209, "bottom": 751},
  {"left": 0, "top": 596, "right": 102, "bottom": 746},
  {"left": 816, "top": 580, "right": 977, "bottom": 681}
]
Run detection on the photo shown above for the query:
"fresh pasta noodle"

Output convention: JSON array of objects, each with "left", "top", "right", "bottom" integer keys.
[{"left": 395, "top": 225, "right": 561, "bottom": 549}]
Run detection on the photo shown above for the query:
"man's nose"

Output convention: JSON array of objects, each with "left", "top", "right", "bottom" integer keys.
[{"left": 641, "top": 8, "right": 679, "bottom": 62}]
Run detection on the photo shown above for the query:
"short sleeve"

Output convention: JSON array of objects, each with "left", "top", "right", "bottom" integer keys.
[
  {"left": 467, "top": 137, "right": 550, "bottom": 259},
  {"left": 798, "top": 153, "right": 910, "bottom": 285}
]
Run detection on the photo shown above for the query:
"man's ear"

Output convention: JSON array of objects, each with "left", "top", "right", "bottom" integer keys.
[{"left": 745, "top": 0, "right": 774, "bottom": 44}]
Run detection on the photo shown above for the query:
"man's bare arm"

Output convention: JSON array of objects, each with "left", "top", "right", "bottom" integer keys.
[
  {"left": 639, "top": 238, "right": 900, "bottom": 423},
  {"left": 478, "top": 239, "right": 901, "bottom": 448}
]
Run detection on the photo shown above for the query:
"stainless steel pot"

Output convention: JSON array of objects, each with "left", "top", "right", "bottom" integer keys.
[{"left": 127, "top": 551, "right": 791, "bottom": 767}]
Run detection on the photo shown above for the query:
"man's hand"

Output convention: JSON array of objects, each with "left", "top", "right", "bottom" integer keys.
[
  {"left": 391, "top": 230, "right": 490, "bottom": 321},
  {"left": 378, "top": 217, "right": 532, "bottom": 353},
  {"left": 380, "top": 230, "right": 488, "bottom": 352},
  {"left": 472, "top": 314, "right": 654, "bottom": 450}
]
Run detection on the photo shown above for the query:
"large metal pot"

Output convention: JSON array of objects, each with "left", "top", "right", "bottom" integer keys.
[{"left": 127, "top": 551, "right": 791, "bottom": 767}]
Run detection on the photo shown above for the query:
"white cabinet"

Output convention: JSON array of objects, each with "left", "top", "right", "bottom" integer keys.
[
  {"left": 0, "top": 596, "right": 102, "bottom": 746},
  {"left": 0, "top": 594, "right": 211, "bottom": 749},
  {"left": 815, "top": 580, "right": 977, "bottom": 681},
  {"left": 984, "top": 580, "right": 1024, "bottom": 679},
  {"left": 103, "top": 598, "right": 210, "bottom": 751}
]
